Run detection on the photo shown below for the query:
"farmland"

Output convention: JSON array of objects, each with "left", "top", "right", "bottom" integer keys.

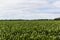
[{"left": 0, "top": 20, "right": 60, "bottom": 40}]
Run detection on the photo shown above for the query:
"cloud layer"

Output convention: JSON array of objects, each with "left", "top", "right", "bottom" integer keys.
[{"left": 0, "top": 0, "right": 60, "bottom": 19}]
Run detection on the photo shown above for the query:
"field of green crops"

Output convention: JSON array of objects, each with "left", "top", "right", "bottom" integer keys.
[{"left": 0, "top": 20, "right": 60, "bottom": 40}]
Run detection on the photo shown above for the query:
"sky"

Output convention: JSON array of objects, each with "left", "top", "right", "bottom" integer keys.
[{"left": 0, "top": 0, "right": 60, "bottom": 19}]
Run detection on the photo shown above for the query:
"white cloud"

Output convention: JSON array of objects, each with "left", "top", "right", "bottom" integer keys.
[
  {"left": 52, "top": 0, "right": 60, "bottom": 7},
  {"left": 0, "top": 0, "right": 60, "bottom": 19}
]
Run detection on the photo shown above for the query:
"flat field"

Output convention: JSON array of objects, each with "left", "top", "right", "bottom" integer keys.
[{"left": 0, "top": 20, "right": 60, "bottom": 40}]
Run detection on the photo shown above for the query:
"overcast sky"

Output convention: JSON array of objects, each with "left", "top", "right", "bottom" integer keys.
[{"left": 0, "top": 0, "right": 60, "bottom": 19}]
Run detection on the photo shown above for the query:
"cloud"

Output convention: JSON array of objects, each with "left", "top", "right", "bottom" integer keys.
[
  {"left": 0, "top": 0, "right": 60, "bottom": 19},
  {"left": 52, "top": 0, "right": 60, "bottom": 7}
]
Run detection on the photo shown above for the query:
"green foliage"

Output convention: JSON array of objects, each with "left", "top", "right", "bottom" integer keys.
[{"left": 0, "top": 20, "right": 60, "bottom": 40}]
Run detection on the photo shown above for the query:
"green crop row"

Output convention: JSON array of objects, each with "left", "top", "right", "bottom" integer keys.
[{"left": 0, "top": 21, "right": 60, "bottom": 40}]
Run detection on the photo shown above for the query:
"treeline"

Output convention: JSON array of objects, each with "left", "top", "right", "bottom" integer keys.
[
  {"left": 54, "top": 18, "right": 60, "bottom": 20},
  {"left": 0, "top": 18, "right": 60, "bottom": 21}
]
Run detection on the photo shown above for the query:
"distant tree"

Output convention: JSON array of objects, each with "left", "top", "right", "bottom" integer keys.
[{"left": 54, "top": 18, "right": 60, "bottom": 20}]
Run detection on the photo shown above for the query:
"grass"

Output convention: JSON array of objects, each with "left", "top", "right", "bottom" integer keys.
[{"left": 0, "top": 20, "right": 60, "bottom": 40}]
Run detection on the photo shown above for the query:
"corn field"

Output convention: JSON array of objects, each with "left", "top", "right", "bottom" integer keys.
[{"left": 0, "top": 20, "right": 60, "bottom": 40}]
